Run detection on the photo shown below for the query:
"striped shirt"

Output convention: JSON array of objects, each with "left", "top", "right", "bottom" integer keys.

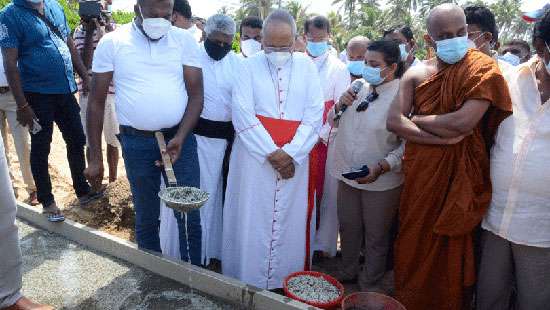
[{"left": 73, "top": 24, "right": 115, "bottom": 94}]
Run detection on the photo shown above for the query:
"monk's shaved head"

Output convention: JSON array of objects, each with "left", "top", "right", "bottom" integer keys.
[
  {"left": 348, "top": 36, "right": 370, "bottom": 49},
  {"left": 427, "top": 4, "right": 467, "bottom": 37}
]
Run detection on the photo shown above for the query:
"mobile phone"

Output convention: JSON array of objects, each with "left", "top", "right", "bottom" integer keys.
[
  {"left": 29, "top": 119, "right": 42, "bottom": 135},
  {"left": 342, "top": 165, "right": 370, "bottom": 180}
]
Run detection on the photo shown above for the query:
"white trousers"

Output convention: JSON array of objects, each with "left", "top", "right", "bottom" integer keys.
[
  {"left": 0, "top": 137, "right": 23, "bottom": 308},
  {"left": 0, "top": 92, "right": 35, "bottom": 194}
]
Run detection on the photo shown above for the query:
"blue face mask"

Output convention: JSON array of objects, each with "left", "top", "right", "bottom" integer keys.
[
  {"left": 498, "top": 53, "right": 520, "bottom": 66},
  {"left": 307, "top": 41, "right": 329, "bottom": 57},
  {"left": 347, "top": 61, "right": 365, "bottom": 76},
  {"left": 434, "top": 35, "right": 469, "bottom": 64},
  {"left": 399, "top": 44, "right": 409, "bottom": 61},
  {"left": 362, "top": 65, "right": 386, "bottom": 86}
]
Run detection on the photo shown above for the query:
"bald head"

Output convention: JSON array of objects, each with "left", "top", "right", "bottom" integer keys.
[
  {"left": 347, "top": 36, "right": 370, "bottom": 61},
  {"left": 427, "top": 4, "right": 467, "bottom": 39},
  {"left": 262, "top": 9, "right": 296, "bottom": 50}
]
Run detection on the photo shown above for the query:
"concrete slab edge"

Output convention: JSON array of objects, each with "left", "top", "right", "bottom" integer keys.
[{"left": 16, "top": 202, "right": 317, "bottom": 310}]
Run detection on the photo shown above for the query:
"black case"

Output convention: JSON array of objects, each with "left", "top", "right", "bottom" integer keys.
[{"left": 78, "top": 1, "right": 101, "bottom": 19}]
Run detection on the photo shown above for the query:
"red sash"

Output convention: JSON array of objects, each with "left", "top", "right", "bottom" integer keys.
[
  {"left": 257, "top": 115, "right": 300, "bottom": 147},
  {"left": 305, "top": 100, "right": 335, "bottom": 270}
]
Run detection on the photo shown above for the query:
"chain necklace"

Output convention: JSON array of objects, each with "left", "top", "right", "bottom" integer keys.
[{"left": 265, "top": 54, "right": 294, "bottom": 118}]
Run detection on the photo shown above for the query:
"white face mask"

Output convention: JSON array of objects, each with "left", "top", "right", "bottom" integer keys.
[
  {"left": 139, "top": 6, "right": 171, "bottom": 40},
  {"left": 241, "top": 39, "right": 262, "bottom": 57},
  {"left": 266, "top": 51, "right": 291, "bottom": 67}
]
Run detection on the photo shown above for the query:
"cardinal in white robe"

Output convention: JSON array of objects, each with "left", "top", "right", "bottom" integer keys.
[{"left": 222, "top": 10, "right": 324, "bottom": 290}]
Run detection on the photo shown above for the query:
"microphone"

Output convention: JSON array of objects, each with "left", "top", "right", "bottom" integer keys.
[{"left": 334, "top": 79, "right": 363, "bottom": 121}]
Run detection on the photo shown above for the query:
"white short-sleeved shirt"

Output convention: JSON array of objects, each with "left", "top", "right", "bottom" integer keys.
[{"left": 92, "top": 22, "right": 202, "bottom": 131}]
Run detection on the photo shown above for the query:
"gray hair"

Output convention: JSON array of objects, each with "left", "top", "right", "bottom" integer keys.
[
  {"left": 204, "top": 14, "right": 236, "bottom": 36},
  {"left": 262, "top": 9, "right": 297, "bottom": 37}
]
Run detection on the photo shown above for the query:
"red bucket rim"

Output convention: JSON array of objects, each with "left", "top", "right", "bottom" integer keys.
[
  {"left": 341, "top": 291, "right": 407, "bottom": 310},
  {"left": 283, "top": 271, "right": 345, "bottom": 309}
]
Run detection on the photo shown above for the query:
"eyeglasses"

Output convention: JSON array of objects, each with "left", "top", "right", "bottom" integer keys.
[
  {"left": 356, "top": 91, "right": 379, "bottom": 112},
  {"left": 264, "top": 46, "right": 293, "bottom": 53}
]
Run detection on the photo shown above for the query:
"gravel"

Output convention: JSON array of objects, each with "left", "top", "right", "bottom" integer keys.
[
  {"left": 163, "top": 187, "right": 208, "bottom": 204},
  {"left": 287, "top": 275, "right": 341, "bottom": 304}
]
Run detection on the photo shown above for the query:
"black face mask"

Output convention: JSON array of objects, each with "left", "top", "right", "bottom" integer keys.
[{"left": 204, "top": 39, "right": 232, "bottom": 61}]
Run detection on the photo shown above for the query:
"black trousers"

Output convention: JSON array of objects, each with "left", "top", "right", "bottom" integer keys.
[{"left": 25, "top": 92, "right": 90, "bottom": 206}]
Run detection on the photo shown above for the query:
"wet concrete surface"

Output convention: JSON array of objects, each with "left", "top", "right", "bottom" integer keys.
[{"left": 17, "top": 220, "right": 238, "bottom": 310}]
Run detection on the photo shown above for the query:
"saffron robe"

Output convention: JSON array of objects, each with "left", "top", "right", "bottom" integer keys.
[{"left": 394, "top": 50, "right": 512, "bottom": 310}]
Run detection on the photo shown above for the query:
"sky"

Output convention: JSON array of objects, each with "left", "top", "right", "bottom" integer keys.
[{"left": 112, "top": 0, "right": 549, "bottom": 17}]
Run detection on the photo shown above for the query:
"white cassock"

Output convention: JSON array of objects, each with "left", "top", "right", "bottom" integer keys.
[
  {"left": 311, "top": 52, "right": 350, "bottom": 257},
  {"left": 339, "top": 50, "right": 348, "bottom": 63},
  {"left": 222, "top": 52, "right": 324, "bottom": 289},
  {"left": 159, "top": 179, "right": 180, "bottom": 259},
  {"left": 195, "top": 48, "right": 241, "bottom": 264}
]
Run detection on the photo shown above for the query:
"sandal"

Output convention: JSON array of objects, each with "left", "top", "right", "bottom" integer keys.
[
  {"left": 78, "top": 185, "right": 106, "bottom": 206},
  {"left": 28, "top": 191, "right": 39, "bottom": 206},
  {"left": 42, "top": 204, "right": 65, "bottom": 222}
]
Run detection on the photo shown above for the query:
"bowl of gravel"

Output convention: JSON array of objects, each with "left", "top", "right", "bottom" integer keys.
[
  {"left": 158, "top": 187, "right": 209, "bottom": 213},
  {"left": 283, "top": 271, "right": 345, "bottom": 309}
]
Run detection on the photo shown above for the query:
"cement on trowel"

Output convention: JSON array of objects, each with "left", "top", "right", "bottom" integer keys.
[{"left": 18, "top": 219, "right": 238, "bottom": 310}]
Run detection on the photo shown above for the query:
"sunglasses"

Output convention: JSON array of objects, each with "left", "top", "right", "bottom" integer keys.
[{"left": 356, "top": 91, "right": 379, "bottom": 112}]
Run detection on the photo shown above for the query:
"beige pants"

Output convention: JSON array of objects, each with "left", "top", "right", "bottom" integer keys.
[
  {"left": 79, "top": 93, "right": 119, "bottom": 147},
  {"left": 0, "top": 137, "right": 23, "bottom": 308},
  {"left": 337, "top": 181, "right": 402, "bottom": 289},
  {"left": 0, "top": 92, "right": 35, "bottom": 194},
  {"left": 477, "top": 229, "right": 550, "bottom": 310}
]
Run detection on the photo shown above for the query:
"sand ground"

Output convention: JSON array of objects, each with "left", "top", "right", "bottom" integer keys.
[{"left": 6, "top": 125, "right": 394, "bottom": 298}]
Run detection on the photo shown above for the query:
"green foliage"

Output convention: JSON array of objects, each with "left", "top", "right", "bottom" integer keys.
[
  {"left": 0, "top": 0, "right": 134, "bottom": 30},
  {"left": 60, "top": 0, "right": 80, "bottom": 30},
  {"left": 111, "top": 10, "right": 135, "bottom": 25},
  {"left": 233, "top": 33, "right": 241, "bottom": 53}
]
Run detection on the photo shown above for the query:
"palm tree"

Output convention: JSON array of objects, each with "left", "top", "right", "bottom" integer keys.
[
  {"left": 285, "top": 0, "right": 310, "bottom": 33},
  {"left": 489, "top": 0, "right": 530, "bottom": 42},
  {"left": 240, "top": 0, "right": 273, "bottom": 19},
  {"left": 332, "top": 0, "right": 360, "bottom": 29}
]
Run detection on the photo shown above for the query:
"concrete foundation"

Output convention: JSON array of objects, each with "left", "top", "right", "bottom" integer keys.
[{"left": 17, "top": 203, "right": 317, "bottom": 310}]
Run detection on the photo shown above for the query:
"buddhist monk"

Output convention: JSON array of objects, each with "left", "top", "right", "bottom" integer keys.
[{"left": 386, "top": 4, "right": 512, "bottom": 310}]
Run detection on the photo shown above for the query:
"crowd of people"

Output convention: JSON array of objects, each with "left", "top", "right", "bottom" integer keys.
[{"left": 0, "top": 0, "right": 549, "bottom": 309}]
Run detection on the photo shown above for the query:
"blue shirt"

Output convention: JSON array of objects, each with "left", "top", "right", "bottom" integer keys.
[{"left": 0, "top": 0, "right": 76, "bottom": 94}]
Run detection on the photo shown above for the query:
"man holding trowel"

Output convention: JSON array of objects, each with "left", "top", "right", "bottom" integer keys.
[{"left": 84, "top": 0, "right": 204, "bottom": 265}]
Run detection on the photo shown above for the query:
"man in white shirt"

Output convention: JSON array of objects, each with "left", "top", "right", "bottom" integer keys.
[
  {"left": 159, "top": 14, "right": 241, "bottom": 266},
  {"left": 0, "top": 53, "right": 37, "bottom": 205},
  {"left": 383, "top": 25, "right": 420, "bottom": 68},
  {"left": 194, "top": 14, "right": 240, "bottom": 266},
  {"left": 171, "top": 0, "right": 202, "bottom": 43},
  {"left": 239, "top": 16, "right": 263, "bottom": 58},
  {"left": 222, "top": 9, "right": 324, "bottom": 289},
  {"left": 469, "top": 6, "right": 550, "bottom": 310},
  {"left": 85, "top": 0, "right": 204, "bottom": 265},
  {"left": 345, "top": 36, "right": 370, "bottom": 81},
  {"left": 303, "top": 15, "right": 351, "bottom": 258}
]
